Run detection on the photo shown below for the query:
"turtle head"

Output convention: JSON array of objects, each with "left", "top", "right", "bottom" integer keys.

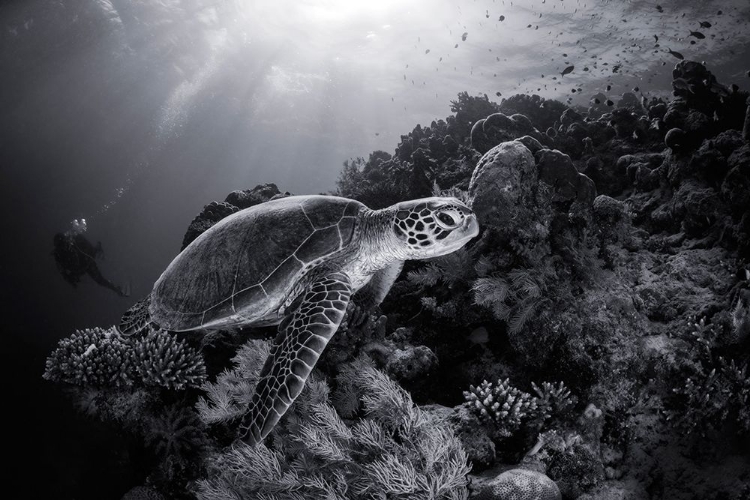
[{"left": 389, "top": 197, "right": 479, "bottom": 259}]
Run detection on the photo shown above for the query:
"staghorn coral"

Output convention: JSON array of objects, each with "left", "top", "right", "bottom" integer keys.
[
  {"left": 43, "top": 326, "right": 135, "bottom": 388},
  {"left": 197, "top": 356, "right": 470, "bottom": 500},
  {"left": 463, "top": 379, "right": 538, "bottom": 437},
  {"left": 45, "top": 326, "right": 207, "bottom": 391},
  {"left": 132, "top": 328, "right": 207, "bottom": 390},
  {"left": 473, "top": 468, "right": 561, "bottom": 500},
  {"left": 532, "top": 382, "right": 576, "bottom": 422},
  {"left": 670, "top": 355, "right": 750, "bottom": 436}
]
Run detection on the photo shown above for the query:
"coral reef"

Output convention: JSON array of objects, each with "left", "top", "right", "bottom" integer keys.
[
  {"left": 45, "top": 58, "right": 750, "bottom": 498},
  {"left": 43, "top": 326, "right": 134, "bottom": 388},
  {"left": 463, "top": 379, "right": 539, "bottom": 437},
  {"left": 132, "top": 329, "right": 207, "bottom": 391},
  {"left": 44, "top": 326, "right": 206, "bottom": 391},
  {"left": 472, "top": 468, "right": 561, "bottom": 500},
  {"left": 197, "top": 356, "right": 470, "bottom": 500}
]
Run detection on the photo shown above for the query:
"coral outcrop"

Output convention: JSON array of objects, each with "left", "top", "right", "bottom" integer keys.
[
  {"left": 473, "top": 468, "right": 561, "bottom": 500},
  {"left": 45, "top": 58, "right": 749, "bottom": 499}
]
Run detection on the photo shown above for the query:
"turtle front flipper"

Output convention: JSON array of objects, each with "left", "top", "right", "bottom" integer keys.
[
  {"left": 118, "top": 293, "right": 152, "bottom": 337},
  {"left": 240, "top": 272, "right": 353, "bottom": 446}
]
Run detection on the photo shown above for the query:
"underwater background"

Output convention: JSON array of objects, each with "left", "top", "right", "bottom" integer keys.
[{"left": 2, "top": 0, "right": 750, "bottom": 498}]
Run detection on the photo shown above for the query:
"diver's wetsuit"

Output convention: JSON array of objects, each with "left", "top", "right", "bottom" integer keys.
[{"left": 53, "top": 232, "right": 128, "bottom": 297}]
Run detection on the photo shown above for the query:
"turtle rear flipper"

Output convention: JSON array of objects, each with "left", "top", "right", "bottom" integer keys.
[
  {"left": 239, "top": 273, "right": 352, "bottom": 446},
  {"left": 119, "top": 293, "right": 152, "bottom": 337}
]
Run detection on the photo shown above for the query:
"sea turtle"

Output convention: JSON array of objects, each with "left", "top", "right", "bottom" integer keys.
[{"left": 119, "top": 194, "right": 479, "bottom": 445}]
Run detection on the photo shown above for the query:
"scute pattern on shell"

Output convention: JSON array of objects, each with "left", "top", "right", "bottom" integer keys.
[{"left": 150, "top": 195, "right": 363, "bottom": 331}]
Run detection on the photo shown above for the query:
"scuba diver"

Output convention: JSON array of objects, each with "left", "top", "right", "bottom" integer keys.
[{"left": 52, "top": 218, "right": 130, "bottom": 297}]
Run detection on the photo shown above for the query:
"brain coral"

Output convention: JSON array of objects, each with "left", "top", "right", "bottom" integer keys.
[{"left": 474, "top": 469, "right": 561, "bottom": 500}]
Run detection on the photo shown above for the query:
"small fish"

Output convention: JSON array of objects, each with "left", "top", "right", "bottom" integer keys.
[
  {"left": 633, "top": 86, "right": 640, "bottom": 92},
  {"left": 654, "top": 35, "right": 659, "bottom": 44},
  {"left": 499, "top": 15, "right": 505, "bottom": 21},
  {"left": 606, "top": 99, "right": 614, "bottom": 106},
  {"left": 425, "top": 49, "right": 430, "bottom": 54},
  {"left": 561, "top": 65, "right": 574, "bottom": 76},
  {"left": 689, "top": 31, "right": 705, "bottom": 39},
  {"left": 571, "top": 88, "right": 577, "bottom": 93},
  {"left": 667, "top": 48, "right": 684, "bottom": 60},
  {"left": 606, "top": 84, "right": 612, "bottom": 91},
  {"left": 699, "top": 21, "right": 712, "bottom": 28},
  {"left": 496, "top": 91, "right": 502, "bottom": 96},
  {"left": 656, "top": 4, "right": 663, "bottom": 12},
  {"left": 454, "top": 43, "right": 459, "bottom": 48},
  {"left": 462, "top": 32, "right": 468, "bottom": 41}
]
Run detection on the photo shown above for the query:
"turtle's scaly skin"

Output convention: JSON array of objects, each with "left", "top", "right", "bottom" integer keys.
[{"left": 121, "top": 194, "right": 480, "bottom": 445}]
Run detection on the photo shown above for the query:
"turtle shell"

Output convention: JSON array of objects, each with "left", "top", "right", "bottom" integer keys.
[{"left": 150, "top": 195, "right": 363, "bottom": 331}]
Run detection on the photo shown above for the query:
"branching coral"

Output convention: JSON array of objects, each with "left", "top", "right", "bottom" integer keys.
[
  {"left": 532, "top": 382, "right": 576, "bottom": 422},
  {"left": 463, "top": 379, "right": 538, "bottom": 437},
  {"left": 45, "top": 326, "right": 207, "bottom": 391},
  {"left": 197, "top": 356, "right": 470, "bottom": 500},
  {"left": 43, "top": 326, "right": 135, "bottom": 387},
  {"left": 463, "top": 378, "right": 576, "bottom": 440},
  {"left": 132, "top": 328, "right": 207, "bottom": 390},
  {"left": 671, "top": 356, "right": 750, "bottom": 435},
  {"left": 666, "top": 315, "right": 750, "bottom": 435}
]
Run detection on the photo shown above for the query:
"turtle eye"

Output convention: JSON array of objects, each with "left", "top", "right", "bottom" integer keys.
[{"left": 436, "top": 211, "right": 458, "bottom": 228}]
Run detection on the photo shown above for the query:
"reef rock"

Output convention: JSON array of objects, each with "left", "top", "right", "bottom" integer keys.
[
  {"left": 224, "top": 183, "right": 284, "bottom": 209},
  {"left": 535, "top": 149, "right": 597, "bottom": 203},
  {"left": 673, "top": 179, "right": 724, "bottom": 237},
  {"left": 665, "top": 127, "right": 687, "bottom": 152},
  {"left": 722, "top": 144, "right": 750, "bottom": 217},
  {"left": 424, "top": 404, "right": 496, "bottom": 469},
  {"left": 180, "top": 201, "right": 239, "bottom": 251},
  {"left": 468, "top": 140, "right": 537, "bottom": 227},
  {"left": 385, "top": 344, "right": 439, "bottom": 382},
  {"left": 583, "top": 157, "right": 629, "bottom": 197},
  {"left": 473, "top": 469, "right": 561, "bottom": 500},
  {"left": 671, "top": 60, "right": 722, "bottom": 116}
]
